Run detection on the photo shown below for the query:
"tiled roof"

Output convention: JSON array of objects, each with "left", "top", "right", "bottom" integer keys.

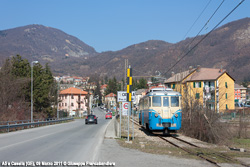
[
  {"left": 185, "top": 68, "right": 232, "bottom": 81},
  {"left": 105, "top": 93, "right": 116, "bottom": 97},
  {"left": 234, "top": 83, "right": 247, "bottom": 89},
  {"left": 60, "top": 87, "right": 88, "bottom": 95},
  {"left": 165, "top": 69, "right": 195, "bottom": 83},
  {"left": 101, "top": 84, "right": 108, "bottom": 89}
]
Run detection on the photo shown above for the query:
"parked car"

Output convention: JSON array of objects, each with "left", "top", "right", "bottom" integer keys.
[
  {"left": 105, "top": 112, "right": 112, "bottom": 119},
  {"left": 85, "top": 115, "right": 98, "bottom": 124}
]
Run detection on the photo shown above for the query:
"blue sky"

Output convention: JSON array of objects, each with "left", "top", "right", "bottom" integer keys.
[{"left": 1, "top": 0, "right": 249, "bottom": 52}]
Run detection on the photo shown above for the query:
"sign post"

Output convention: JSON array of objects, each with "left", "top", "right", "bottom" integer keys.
[
  {"left": 119, "top": 102, "right": 121, "bottom": 138},
  {"left": 127, "top": 66, "right": 132, "bottom": 142}
]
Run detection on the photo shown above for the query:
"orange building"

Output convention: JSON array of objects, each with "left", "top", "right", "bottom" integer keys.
[{"left": 234, "top": 83, "right": 247, "bottom": 103}]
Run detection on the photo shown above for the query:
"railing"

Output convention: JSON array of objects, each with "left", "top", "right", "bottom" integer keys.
[{"left": 0, "top": 118, "right": 74, "bottom": 132}]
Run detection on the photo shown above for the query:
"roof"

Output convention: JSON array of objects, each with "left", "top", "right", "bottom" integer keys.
[
  {"left": 60, "top": 87, "right": 88, "bottom": 95},
  {"left": 234, "top": 83, "right": 247, "bottom": 90},
  {"left": 105, "top": 93, "right": 116, "bottom": 97},
  {"left": 148, "top": 86, "right": 167, "bottom": 90},
  {"left": 165, "top": 69, "right": 195, "bottom": 83},
  {"left": 185, "top": 68, "right": 234, "bottom": 82},
  {"left": 101, "top": 84, "right": 108, "bottom": 89},
  {"left": 135, "top": 89, "right": 147, "bottom": 95}
]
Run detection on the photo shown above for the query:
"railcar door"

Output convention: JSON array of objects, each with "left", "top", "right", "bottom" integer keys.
[{"left": 162, "top": 96, "right": 170, "bottom": 118}]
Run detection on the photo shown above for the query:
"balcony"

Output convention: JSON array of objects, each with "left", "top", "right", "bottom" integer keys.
[
  {"left": 203, "top": 86, "right": 215, "bottom": 94},
  {"left": 77, "top": 99, "right": 84, "bottom": 103}
]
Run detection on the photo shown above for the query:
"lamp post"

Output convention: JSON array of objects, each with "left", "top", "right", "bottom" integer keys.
[{"left": 31, "top": 61, "right": 38, "bottom": 123}]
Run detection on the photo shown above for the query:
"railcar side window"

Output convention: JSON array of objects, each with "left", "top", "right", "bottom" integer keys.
[
  {"left": 163, "top": 97, "right": 169, "bottom": 107},
  {"left": 152, "top": 96, "right": 161, "bottom": 107},
  {"left": 171, "top": 96, "right": 179, "bottom": 107}
]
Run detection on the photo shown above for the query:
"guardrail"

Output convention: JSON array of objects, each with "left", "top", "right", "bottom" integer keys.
[{"left": 0, "top": 118, "right": 74, "bottom": 132}]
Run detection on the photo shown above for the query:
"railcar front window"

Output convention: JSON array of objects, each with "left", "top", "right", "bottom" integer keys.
[
  {"left": 152, "top": 96, "right": 161, "bottom": 107},
  {"left": 163, "top": 97, "right": 169, "bottom": 107},
  {"left": 171, "top": 96, "right": 179, "bottom": 107}
]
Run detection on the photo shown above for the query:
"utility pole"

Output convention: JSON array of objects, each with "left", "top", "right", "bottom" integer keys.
[{"left": 31, "top": 61, "right": 38, "bottom": 123}]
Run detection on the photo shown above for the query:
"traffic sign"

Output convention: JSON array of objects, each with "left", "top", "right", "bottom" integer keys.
[
  {"left": 122, "top": 102, "right": 128, "bottom": 116},
  {"left": 117, "top": 91, "right": 136, "bottom": 102}
]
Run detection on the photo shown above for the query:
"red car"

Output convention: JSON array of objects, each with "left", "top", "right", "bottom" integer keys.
[{"left": 105, "top": 113, "right": 112, "bottom": 119}]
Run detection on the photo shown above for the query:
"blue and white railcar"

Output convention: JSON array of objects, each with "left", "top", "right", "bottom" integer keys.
[{"left": 139, "top": 87, "right": 182, "bottom": 134}]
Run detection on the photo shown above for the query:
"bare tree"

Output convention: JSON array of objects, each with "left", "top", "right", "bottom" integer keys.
[{"left": 0, "top": 61, "right": 30, "bottom": 121}]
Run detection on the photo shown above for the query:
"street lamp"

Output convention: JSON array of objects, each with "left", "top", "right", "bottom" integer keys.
[{"left": 31, "top": 61, "right": 38, "bottom": 123}]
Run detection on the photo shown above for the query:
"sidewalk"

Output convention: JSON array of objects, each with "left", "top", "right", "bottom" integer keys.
[{"left": 104, "top": 117, "right": 117, "bottom": 139}]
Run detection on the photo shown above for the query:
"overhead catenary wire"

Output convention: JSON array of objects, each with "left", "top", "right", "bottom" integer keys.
[
  {"left": 182, "top": 0, "right": 225, "bottom": 54},
  {"left": 164, "top": 0, "right": 245, "bottom": 76},
  {"left": 182, "top": 0, "right": 212, "bottom": 40}
]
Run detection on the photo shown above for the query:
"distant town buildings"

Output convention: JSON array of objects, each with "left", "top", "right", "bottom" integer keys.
[
  {"left": 104, "top": 93, "right": 116, "bottom": 110},
  {"left": 55, "top": 75, "right": 95, "bottom": 117},
  {"left": 234, "top": 83, "right": 247, "bottom": 103}
]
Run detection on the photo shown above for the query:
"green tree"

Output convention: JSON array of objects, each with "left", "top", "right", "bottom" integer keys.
[
  {"left": 138, "top": 78, "right": 148, "bottom": 89},
  {"left": 105, "top": 77, "right": 119, "bottom": 95},
  {"left": 33, "top": 63, "right": 55, "bottom": 116},
  {"left": 11, "top": 55, "right": 30, "bottom": 78},
  {"left": 95, "top": 81, "right": 102, "bottom": 104}
]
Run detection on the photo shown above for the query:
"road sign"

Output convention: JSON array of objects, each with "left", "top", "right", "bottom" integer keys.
[
  {"left": 122, "top": 102, "right": 128, "bottom": 116},
  {"left": 117, "top": 91, "right": 136, "bottom": 102}
]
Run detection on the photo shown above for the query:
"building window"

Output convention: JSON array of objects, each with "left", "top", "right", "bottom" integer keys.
[
  {"left": 193, "top": 82, "right": 201, "bottom": 88},
  {"left": 225, "top": 93, "right": 227, "bottom": 99},
  {"left": 195, "top": 93, "right": 200, "bottom": 99},
  {"left": 225, "top": 82, "right": 228, "bottom": 88},
  {"left": 71, "top": 103, "right": 74, "bottom": 106},
  {"left": 65, "top": 103, "right": 67, "bottom": 106},
  {"left": 172, "top": 84, "right": 175, "bottom": 89},
  {"left": 226, "top": 104, "right": 228, "bottom": 110},
  {"left": 71, "top": 95, "right": 74, "bottom": 99},
  {"left": 62, "top": 103, "right": 64, "bottom": 106}
]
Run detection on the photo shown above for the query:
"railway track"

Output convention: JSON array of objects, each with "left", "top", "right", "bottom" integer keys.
[{"left": 130, "top": 118, "right": 249, "bottom": 167}]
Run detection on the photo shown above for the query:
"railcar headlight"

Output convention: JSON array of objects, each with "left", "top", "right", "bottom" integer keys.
[
  {"left": 155, "top": 113, "right": 158, "bottom": 118},
  {"left": 175, "top": 113, "right": 178, "bottom": 118}
]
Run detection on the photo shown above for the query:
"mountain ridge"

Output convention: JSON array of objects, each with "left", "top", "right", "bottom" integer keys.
[{"left": 0, "top": 18, "right": 250, "bottom": 82}]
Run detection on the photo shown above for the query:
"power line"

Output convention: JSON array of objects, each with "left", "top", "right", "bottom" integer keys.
[
  {"left": 183, "top": 0, "right": 225, "bottom": 53},
  {"left": 182, "top": 0, "right": 212, "bottom": 40},
  {"left": 164, "top": 0, "right": 245, "bottom": 76}
]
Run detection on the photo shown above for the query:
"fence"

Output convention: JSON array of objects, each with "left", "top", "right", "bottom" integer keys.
[
  {"left": 220, "top": 108, "right": 250, "bottom": 122},
  {"left": 0, "top": 118, "right": 74, "bottom": 132}
]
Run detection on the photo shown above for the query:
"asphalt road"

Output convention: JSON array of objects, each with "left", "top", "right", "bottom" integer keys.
[
  {"left": 0, "top": 107, "right": 110, "bottom": 165},
  {"left": 1, "top": 108, "right": 243, "bottom": 167}
]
